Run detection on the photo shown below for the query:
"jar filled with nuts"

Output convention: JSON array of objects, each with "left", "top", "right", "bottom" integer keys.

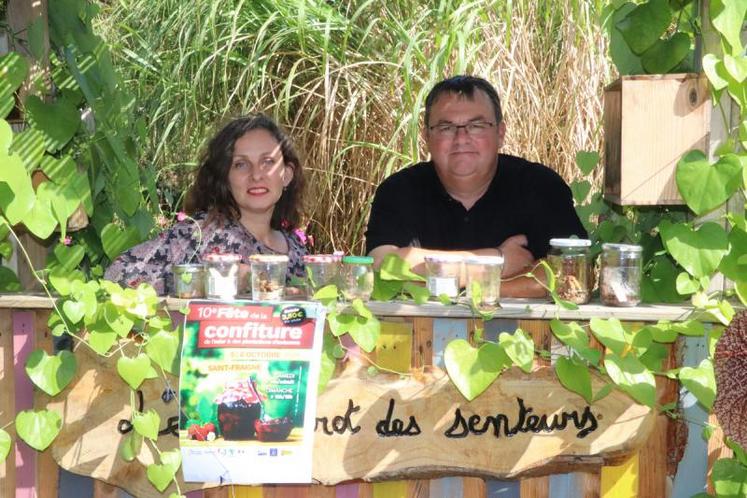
[
  {"left": 249, "top": 254, "right": 289, "bottom": 301},
  {"left": 547, "top": 238, "right": 592, "bottom": 305}
]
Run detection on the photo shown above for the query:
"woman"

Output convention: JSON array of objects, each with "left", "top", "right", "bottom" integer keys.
[{"left": 105, "top": 114, "right": 308, "bottom": 295}]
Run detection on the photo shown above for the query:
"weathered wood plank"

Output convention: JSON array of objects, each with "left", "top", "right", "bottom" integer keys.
[{"left": 0, "top": 309, "right": 16, "bottom": 498}]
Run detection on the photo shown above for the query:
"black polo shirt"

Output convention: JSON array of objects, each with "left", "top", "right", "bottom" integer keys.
[{"left": 365, "top": 154, "right": 587, "bottom": 258}]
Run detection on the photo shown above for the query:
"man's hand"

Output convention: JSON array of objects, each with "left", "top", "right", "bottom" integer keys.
[{"left": 499, "top": 234, "right": 534, "bottom": 277}]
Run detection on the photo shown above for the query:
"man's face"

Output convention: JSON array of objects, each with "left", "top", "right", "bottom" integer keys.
[{"left": 425, "top": 89, "right": 505, "bottom": 191}]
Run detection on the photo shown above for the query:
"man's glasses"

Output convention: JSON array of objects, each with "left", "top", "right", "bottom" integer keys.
[{"left": 428, "top": 121, "right": 496, "bottom": 138}]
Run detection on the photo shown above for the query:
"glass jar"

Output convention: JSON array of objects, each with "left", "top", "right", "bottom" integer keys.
[
  {"left": 249, "top": 254, "right": 288, "bottom": 301},
  {"left": 547, "top": 238, "right": 592, "bottom": 305},
  {"left": 303, "top": 255, "right": 340, "bottom": 295},
  {"left": 464, "top": 255, "right": 504, "bottom": 306},
  {"left": 600, "top": 243, "right": 643, "bottom": 307},
  {"left": 172, "top": 263, "right": 206, "bottom": 298},
  {"left": 204, "top": 254, "right": 242, "bottom": 299},
  {"left": 341, "top": 256, "right": 374, "bottom": 301},
  {"left": 424, "top": 255, "right": 463, "bottom": 299}
]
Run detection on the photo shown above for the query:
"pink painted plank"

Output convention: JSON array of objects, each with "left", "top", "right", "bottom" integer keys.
[
  {"left": 335, "top": 483, "right": 359, "bottom": 498},
  {"left": 13, "top": 311, "right": 36, "bottom": 498}
]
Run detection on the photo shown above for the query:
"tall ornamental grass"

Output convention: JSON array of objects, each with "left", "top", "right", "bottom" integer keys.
[{"left": 96, "top": 0, "right": 612, "bottom": 253}]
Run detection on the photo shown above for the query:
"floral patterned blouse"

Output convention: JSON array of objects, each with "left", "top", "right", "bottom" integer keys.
[{"left": 104, "top": 211, "right": 308, "bottom": 295}]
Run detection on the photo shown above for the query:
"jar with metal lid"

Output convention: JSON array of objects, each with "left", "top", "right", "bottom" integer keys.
[
  {"left": 464, "top": 255, "right": 504, "bottom": 306},
  {"left": 424, "top": 254, "right": 463, "bottom": 299},
  {"left": 303, "top": 254, "right": 341, "bottom": 295},
  {"left": 249, "top": 254, "right": 288, "bottom": 301},
  {"left": 548, "top": 238, "right": 592, "bottom": 305},
  {"left": 172, "top": 263, "right": 206, "bottom": 298},
  {"left": 204, "top": 254, "right": 242, "bottom": 299},
  {"left": 600, "top": 243, "right": 643, "bottom": 307},
  {"left": 341, "top": 256, "right": 374, "bottom": 301}
]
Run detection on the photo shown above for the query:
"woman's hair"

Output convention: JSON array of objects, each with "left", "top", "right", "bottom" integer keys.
[{"left": 184, "top": 114, "right": 305, "bottom": 230}]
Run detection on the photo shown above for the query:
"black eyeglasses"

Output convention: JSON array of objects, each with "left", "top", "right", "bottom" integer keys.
[{"left": 428, "top": 121, "right": 496, "bottom": 138}]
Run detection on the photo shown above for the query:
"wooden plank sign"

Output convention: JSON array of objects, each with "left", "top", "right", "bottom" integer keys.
[{"left": 46, "top": 345, "right": 654, "bottom": 497}]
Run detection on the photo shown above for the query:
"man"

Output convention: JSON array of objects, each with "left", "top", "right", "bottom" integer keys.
[{"left": 365, "top": 75, "right": 587, "bottom": 297}]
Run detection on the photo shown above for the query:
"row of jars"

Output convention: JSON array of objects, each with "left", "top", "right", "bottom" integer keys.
[
  {"left": 548, "top": 238, "right": 643, "bottom": 307},
  {"left": 172, "top": 254, "right": 375, "bottom": 301}
]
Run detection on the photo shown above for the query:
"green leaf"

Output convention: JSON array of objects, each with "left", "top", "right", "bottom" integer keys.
[
  {"left": 15, "top": 409, "right": 62, "bottom": 451},
  {"left": 0, "top": 52, "right": 29, "bottom": 90},
  {"left": 444, "top": 339, "right": 511, "bottom": 401},
  {"left": 724, "top": 54, "right": 747, "bottom": 83},
  {"left": 24, "top": 94, "right": 81, "bottom": 153},
  {"left": 62, "top": 300, "right": 85, "bottom": 324},
  {"left": 660, "top": 220, "right": 728, "bottom": 278},
  {"left": 0, "top": 429, "right": 10, "bottom": 462},
  {"left": 0, "top": 154, "right": 35, "bottom": 224},
  {"left": 711, "top": 457, "right": 747, "bottom": 498},
  {"left": 675, "top": 271, "right": 700, "bottom": 295},
  {"left": 49, "top": 268, "right": 84, "bottom": 296},
  {"left": 117, "top": 353, "right": 151, "bottom": 390},
  {"left": 676, "top": 150, "right": 743, "bottom": 215},
  {"left": 147, "top": 449, "right": 181, "bottom": 492},
  {"left": 0, "top": 266, "right": 21, "bottom": 292},
  {"left": 593, "top": 383, "right": 615, "bottom": 402},
  {"left": 10, "top": 128, "right": 46, "bottom": 172},
  {"left": 132, "top": 409, "right": 160, "bottom": 441},
  {"left": 726, "top": 438, "right": 747, "bottom": 467},
  {"left": 703, "top": 54, "right": 730, "bottom": 91},
  {"left": 570, "top": 180, "right": 591, "bottom": 203},
  {"left": 604, "top": 352, "right": 657, "bottom": 407},
  {"left": 403, "top": 281, "right": 429, "bottom": 304},
  {"left": 145, "top": 331, "right": 179, "bottom": 375},
  {"left": 101, "top": 223, "right": 141, "bottom": 260},
  {"left": 640, "top": 33, "right": 691, "bottom": 73},
  {"left": 549, "top": 319, "right": 601, "bottom": 365},
  {"left": 372, "top": 272, "right": 402, "bottom": 301},
  {"left": 119, "top": 431, "right": 142, "bottom": 462},
  {"left": 589, "top": 317, "right": 627, "bottom": 355},
  {"left": 312, "top": 284, "right": 339, "bottom": 306},
  {"left": 28, "top": 16, "right": 47, "bottom": 60},
  {"left": 24, "top": 184, "right": 60, "bottom": 239},
  {"left": 0, "top": 120, "right": 11, "bottom": 154},
  {"left": 575, "top": 151, "right": 599, "bottom": 175},
  {"left": 642, "top": 254, "right": 683, "bottom": 303},
  {"left": 719, "top": 227, "right": 747, "bottom": 282},
  {"left": 379, "top": 253, "right": 425, "bottom": 281},
  {"left": 556, "top": 356, "right": 593, "bottom": 403},
  {"left": 51, "top": 244, "right": 85, "bottom": 273},
  {"left": 678, "top": 358, "right": 716, "bottom": 410},
  {"left": 348, "top": 314, "right": 380, "bottom": 353},
  {"left": 25, "top": 349, "right": 77, "bottom": 397},
  {"left": 639, "top": 342, "right": 669, "bottom": 371},
  {"left": 608, "top": 3, "right": 645, "bottom": 74},
  {"left": 616, "top": 0, "right": 672, "bottom": 55},
  {"left": 351, "top": 298, "right": 373, "bottom": 319},
  {"left": 498, "top": 329, "right": 534, "bottom": 373},
  {"left": 438, "top": 293, "right": 453, "bottom": 305},
  {"left": 710, "top": 0, "right": 747, "bottom": 55},
  {"left": 39, "top": 154, "right": 77, "bottom": 185},
  {"left": 318, "top": 334, "right": 337, "bottom": 394},
  {"left": 670, "top": 319, "right": 706, "bottom": 337}
]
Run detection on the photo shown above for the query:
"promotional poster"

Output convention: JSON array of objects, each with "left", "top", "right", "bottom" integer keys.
[{"left": 179, "top": 300, "right": 326, "bottom": 484}]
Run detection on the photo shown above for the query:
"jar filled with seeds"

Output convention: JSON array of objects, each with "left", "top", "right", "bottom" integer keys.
[
  {"left": 172, "top": 263, "right": 206, "bottom": 298},
  {"left": 547, "top": 238, "right": 592, "bottom": 305},
  {"left": 600, "top": 243, "right": 643, "bottom": 307},
  {"left": 249, "top": 254, "right": 289, "bottom": 301},
  {"left": 341, "top": 256, "right": 374, "bottom": 301},
  {"left": 204, "top": 254, "right": 242, "bottom": 299}
]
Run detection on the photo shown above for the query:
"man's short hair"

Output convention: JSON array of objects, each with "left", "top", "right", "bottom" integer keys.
[{"left": 424, "top": 75, "right": 503, "bottom": 127}]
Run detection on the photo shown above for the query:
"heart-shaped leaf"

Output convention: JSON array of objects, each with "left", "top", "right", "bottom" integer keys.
[
  {"left": 719, "top": 227, "right": 747, "bottom": 282},
  {"left": 498, "top": 329, "right": 534, "bottom": 373},
  {"left": 15, "top": 409, "right": 62, "bottom": 451},
  {"left": 0, "top": 154, "right": 35, "bottom": 224},
  {"left": 104, "top": 302, "right": 134, "bottom": 337},
  {"left": 550, "top": 319, "right": 601, "bottom": 365},
  {"left": 660, "top": 220, "right": 728, "bottom": 278},
  {"left": 145, "top": 331, "right": 179, "bottom": 375},
  {"left": 119, "top": 431, "right": 143, "bottom": 462},
  {"left": 678, "top": 358, "right": 716, "bottom": 410},
  {"left": 10, "top": 128, "right": 45, "bottom": 172},
  {"left": 444, "top": 339, "right": 511, "bottom": 401},
  {"left": 40, "top": 154, "right": 77, "bottom": 185},
  {"left": 132, "top": 409, "right": 161, "bottom": 441},
  {"left": 101, "top": 223, "right": 141, "bottom": 260},
  {"left": 710, "top": 0, "right": 747, "bottom": 55},
  {"left": 607, "top": 3, "right": 644, "bottom": 75},
  {"left": 676, "top": 150, "right": 743, "bottom": 215},
  {"left": 348, "top": 315, "right": 380, "bottom": 353},
  {"left": 0, "top": 120, "right": 11, "bottom": 154},
  {"left": 556, "top": 356, "right": 593, "bottom": 403},
  {"left": 724, "top": 54, "right": 747, "bottom": 83},
  {"left": 711, "top": 457, "right": 747, "bottom": 497},
  {"left": 62, "top": 300, "right": 85, "bottom": 324},
  {"left": 675, "top": 271, "right": 699, "bottom": 295},
  {"left": 24, "top": 94, "right": 80, "bottom": 153},
  {"left": 604, "top": 352, "right": 656, "bottom": 407},
  {"left": 0, "top": 52, "right": 29, "bottom": 90},
  {"left": 117, "top": 353, "right": 151, "bottom": 390},
  {"left": 641, "top": 33, "right": 691, "bottom": 74},
  {"left": 25, "top": 349, "right": 77, "bottom": 396},
  {"left": 403, "top": 281, "right": 429, "bottom": 304},
  {"left": 589, "top": 317, "right": 627, "bottom": 355},
  {"left": 0, "top": 266, "right": 21, "bottom": 292},
  {"left": 379, "top": 253, "right": 425, "bottom": 282},
  {"left": 616, "top": 0, "right": 672, "bottom": 55},
  {"left": 575, "top": 151, "right": 599, "bottom": 175},
  {"left": 147, "top": 448, "right": 182, "bottom": 492},
  {"left": 0, "top": 428, "right": 11, "bottom": 462},
  {"left": 51, "top": 244, "right": 86, "bottom": 272},
  {"left": 703, "top": 54, "right": 729, "bottom": 91},
  {"left": 570, "top": 180, "right": 591, "bottom": 203}
]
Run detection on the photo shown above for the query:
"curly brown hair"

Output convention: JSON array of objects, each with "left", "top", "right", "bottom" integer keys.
[{"left": 184, "top": 114, "right": 305, "bottom": 229}]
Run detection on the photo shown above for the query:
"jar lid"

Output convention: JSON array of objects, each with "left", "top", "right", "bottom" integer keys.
[
  {"left": 172, "top": 263, "right": 205, "bottom": 272},
  {"left": 424, "top": 254, "right": 464, "bottom": 263},
  {"left": 602, "top": 243, "right": 643, "bottom": 253},
  {"left": 249, "top": 254, "right": 289, "bottom": 263},
  {"left": 550, "top": 238, "right": 592, "bottom": 248},
  {"left": 303, "top": 254, "right": 337, "bottom": 263},
  {"left": 204, "top": 253, "right": 242, "bottom": 262},
  {"left": 214, "top": 380, "right": 260, "bottom": 405},
  {"left": 464, "top": 255, "right": 504, "bottom": 265},
  {"left": 342, "top": 255, "right": 374, "bottom": 265}
]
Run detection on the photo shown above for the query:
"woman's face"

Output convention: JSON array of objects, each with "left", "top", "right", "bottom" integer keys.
[{"left": 228, "top": 129, "right": 294, "bottom": 222}]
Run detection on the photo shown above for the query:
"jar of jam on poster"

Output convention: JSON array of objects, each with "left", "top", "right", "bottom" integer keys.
[{"left": 215, "top": 379, "right": 263, "bottom": 440}]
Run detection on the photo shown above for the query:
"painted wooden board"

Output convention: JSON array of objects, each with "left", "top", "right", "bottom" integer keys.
[{"left": 46, "top": 343, "right": 655, "bottom": 497}]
